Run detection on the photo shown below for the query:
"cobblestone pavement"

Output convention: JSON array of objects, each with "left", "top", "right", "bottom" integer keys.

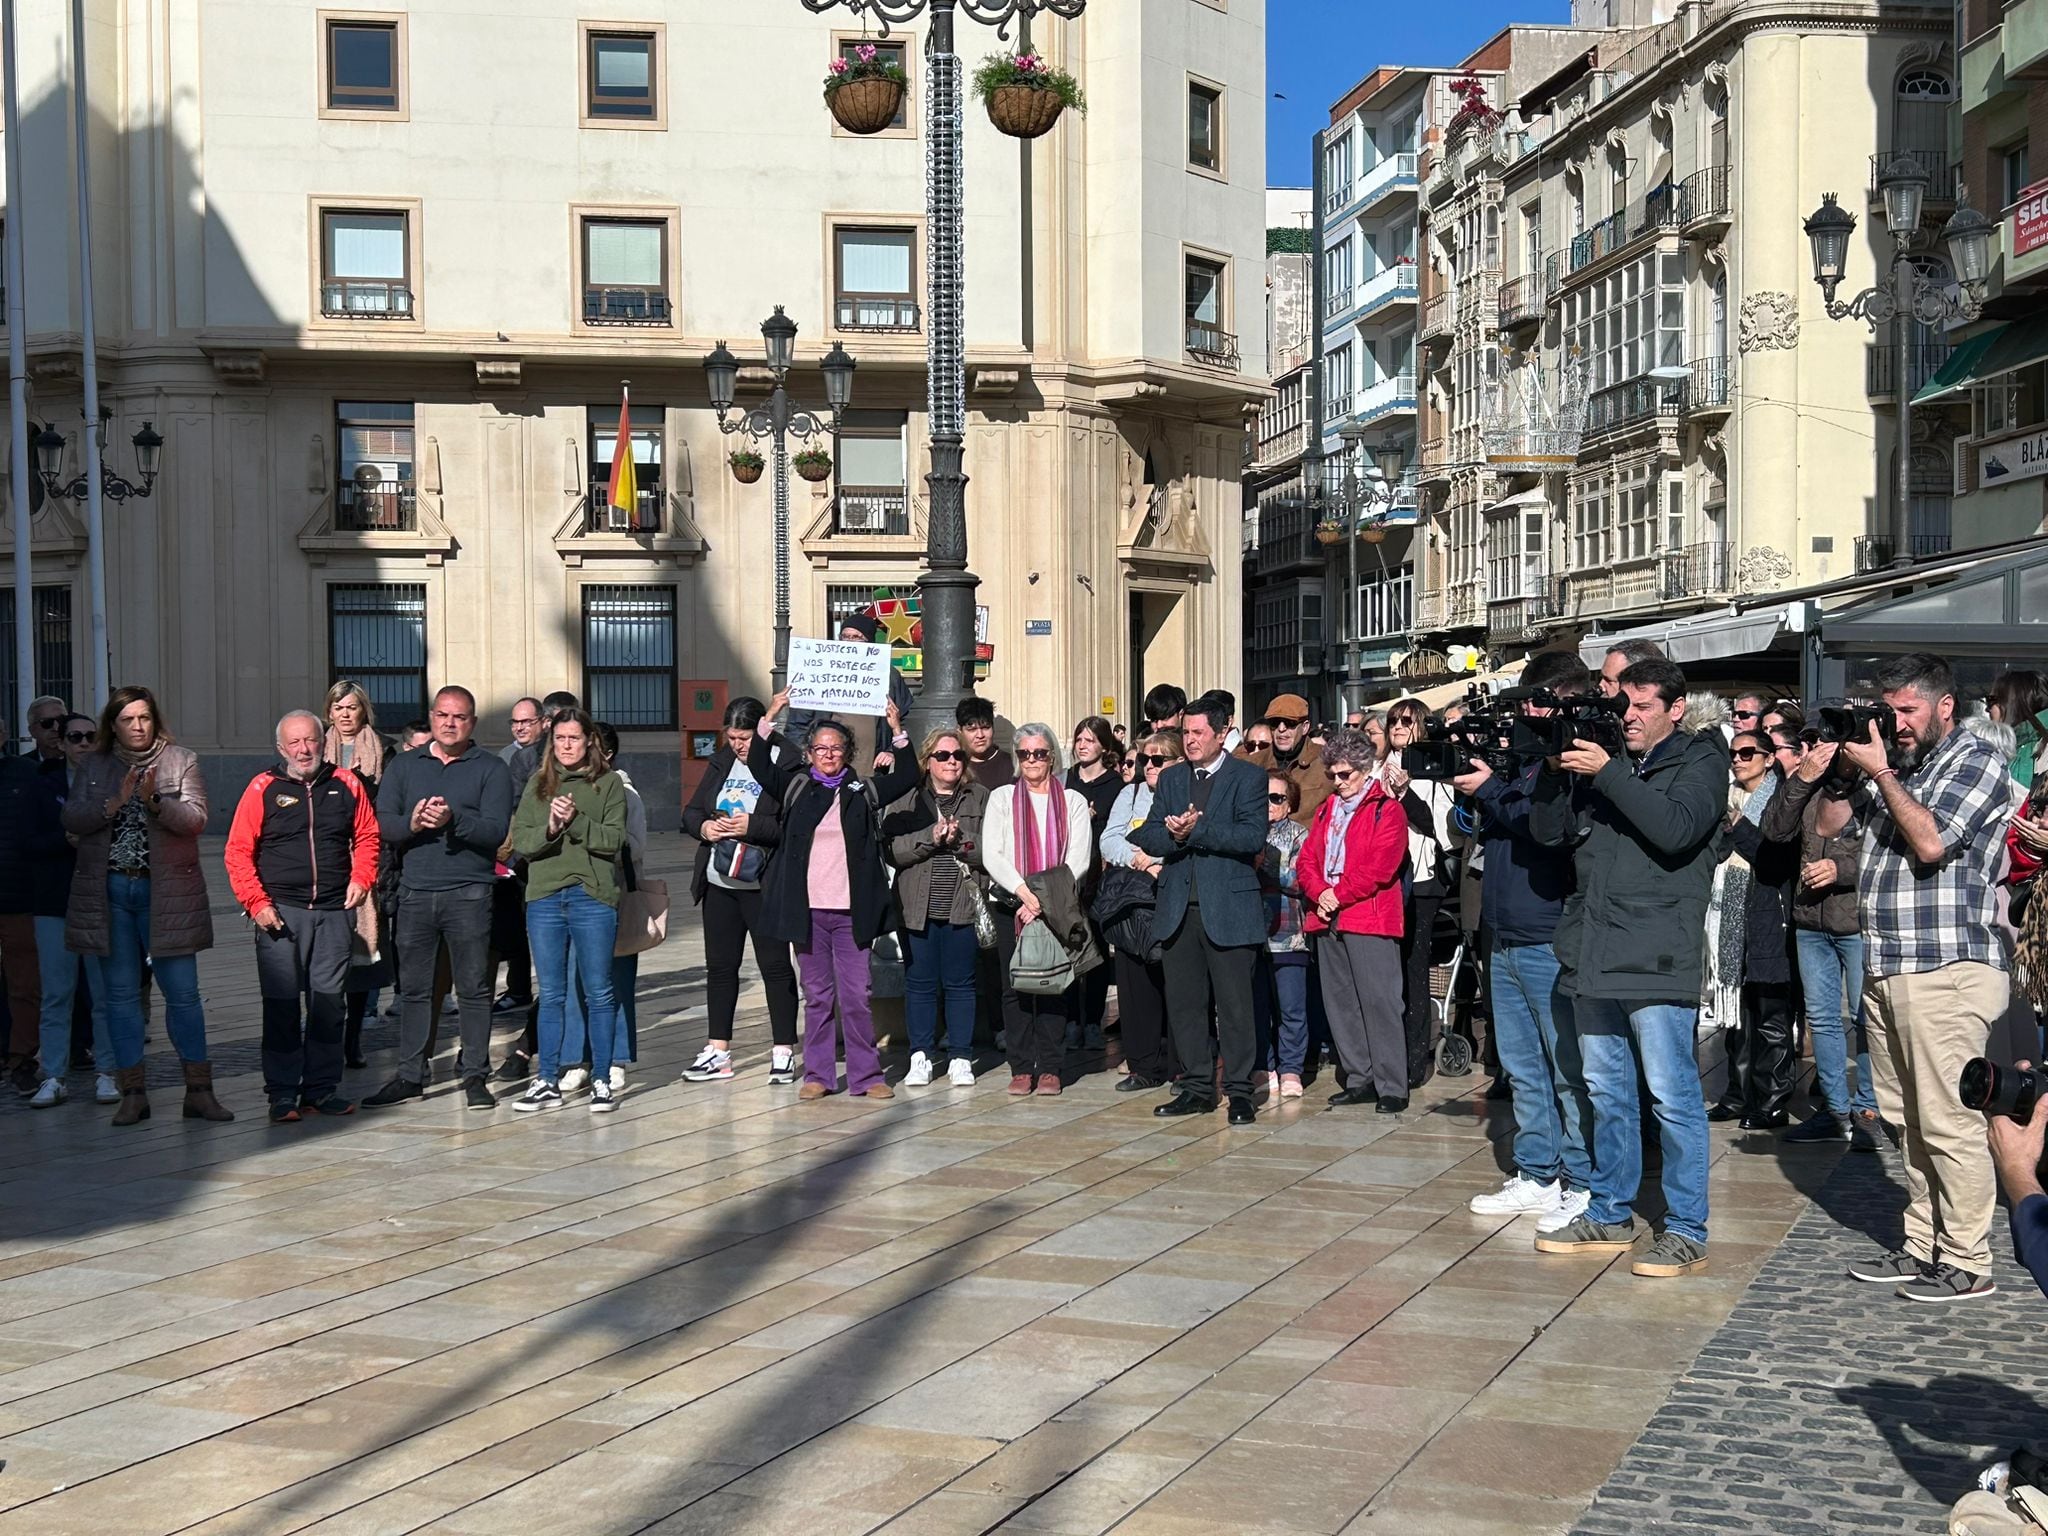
[
  {"left": 1574, "top": 1140, "right": 2047, "bottom": 1536},
  {"left": 0, "top": 838, "right": 1993, "bottom": 1535}
]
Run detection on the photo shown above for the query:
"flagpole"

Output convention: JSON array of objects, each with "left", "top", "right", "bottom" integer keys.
[
  {"left": 5, "top": 0, "right": 35, "bottom": 735},
  {"left": 71, "top": 0, "right": 109, "bottom": 709}
]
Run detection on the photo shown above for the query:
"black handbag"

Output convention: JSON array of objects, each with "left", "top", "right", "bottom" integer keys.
[{"left": 1091, "top": 863, "right": 1159, "bottom": 960}]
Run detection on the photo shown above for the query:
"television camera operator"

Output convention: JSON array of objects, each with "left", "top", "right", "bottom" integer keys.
[
  {"left": 1527, "top": 656, "right": 1726, "bottom": 1279},
  {"left": 1784, "top": 653, "right": 2015, "bottom": 1303}
]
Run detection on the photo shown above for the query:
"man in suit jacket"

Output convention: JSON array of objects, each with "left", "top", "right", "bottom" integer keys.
[{"left": 1134, "top": 693, "right": 1270, "bottom": 1124}]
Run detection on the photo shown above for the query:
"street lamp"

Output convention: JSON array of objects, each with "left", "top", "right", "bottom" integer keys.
[
  {"left": 1308, "top": 437, "right": 1413, "bottom": 710},
  {"left": 34, "top": 410, "right": 163, "bottom": 504},
  {"left": 1803, "top": 173, "right": 1992, "bottom": 565},
  {"left": 705, "top": 306, "right": 857, "bottom": 691},
  {"left": 799, "top": 0, "right": 1088, "bottom": 739}
]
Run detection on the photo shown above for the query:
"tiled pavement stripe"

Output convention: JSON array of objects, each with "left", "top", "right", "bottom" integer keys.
[
  {"left": 4, "top": 1097, "right": 1441, "bottom": 1531},
  {"left": 1570, "top": 1143, "right": 2045, "bottom": 1536}
]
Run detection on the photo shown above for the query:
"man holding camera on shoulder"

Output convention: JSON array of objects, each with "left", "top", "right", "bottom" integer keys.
[
  {"left": 1988, "top": 1069, "right": 2048, "bottom": 1301},
  {"left": 1528, "top": 656, "right": 1726, "bottom": 1279},
  {"left": 1785, "top": 653, "right": 2014, "bottom": 1302}
]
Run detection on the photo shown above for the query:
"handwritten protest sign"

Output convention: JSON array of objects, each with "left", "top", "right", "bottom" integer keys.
[{"left": 787, "top": 637, "right": 894, "bottom": 715}]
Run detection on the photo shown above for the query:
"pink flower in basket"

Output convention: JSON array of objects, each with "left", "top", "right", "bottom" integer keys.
[
  {"left": 1015, "top": 54, "right": 1042, "bottom": 73},
  {"left": 856, "top": 43, "right": 877, "bottom": 63},
  {"left": 829, "top": 56, "right": 849, "bottom": 75}
]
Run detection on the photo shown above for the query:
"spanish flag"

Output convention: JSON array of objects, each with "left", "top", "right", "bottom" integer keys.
[{"left": 607, "top": 385, "right": 638, "bottom": 525}]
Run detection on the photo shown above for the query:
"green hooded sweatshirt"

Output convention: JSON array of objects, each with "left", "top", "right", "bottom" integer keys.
[{"left": 511, "top": 766, "right": 627, "bottom": 907}]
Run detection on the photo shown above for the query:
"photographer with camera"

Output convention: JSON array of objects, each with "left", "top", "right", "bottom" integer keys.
[
  {"left": 1528, "top": 656, "right": 1726, "bottom": 1279},
  {"left": 1451, "top": 651, "right": 1598, "bottom": 1231},
  {"left": 1984, "top": 1062, "right": 2048, "bottom": 1299},
  {"left": 1785, "top": 654, "right": 2016, "bottom": 1302}
]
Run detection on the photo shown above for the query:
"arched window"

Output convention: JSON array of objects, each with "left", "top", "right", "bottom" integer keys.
[{"left": 1892, "top": 67, "right": 1953, "bottom": 167}]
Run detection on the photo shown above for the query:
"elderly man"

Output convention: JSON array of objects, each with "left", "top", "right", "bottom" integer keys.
[
  {"left": 1244, "top": 693, "right": 1334, "bottom": 826},
  {"left": 23, "top": 697, "right": 67, "bottom": 763},
  {"left": 225, "top": 711, "right": 381, "bottom": 1122}
]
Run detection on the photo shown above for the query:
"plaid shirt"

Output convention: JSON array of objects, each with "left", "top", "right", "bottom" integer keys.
[{"left": 1857, "top": 724, "right": 2017, "bottom": 977}]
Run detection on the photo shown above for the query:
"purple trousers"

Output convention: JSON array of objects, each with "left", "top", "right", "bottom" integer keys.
[{"left": 796, "top": 909, "right": 882, "bottom": 1093}]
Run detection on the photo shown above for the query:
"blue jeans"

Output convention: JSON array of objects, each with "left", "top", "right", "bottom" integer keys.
[
  {"left": 527, "top": 887, "right": 619, "bottom": 1083},
  {"left": 1576, "top": 997, "right": 1710, "bottom": 1245},
  {"left": 1794, "top": 929, "right": 1874, "bottom": 1120},
  {"left": 102, "top": 874, "right": 208, "bottom": 1068},
  {"left": 905, "top": 921, "right": 977, "bottom": 1059},
  {"left": 1490, "top": 942, "right": 1595, "bottom": 1190},
  {"left": 1251, "top": 953, "right": 1310, "bottom": 1075},
  {"left": 35, "top": 915, "right": 80, "bottom": 1081},
  {"left": 561, "top": 955, "right": 639, "bottom": 1066}
]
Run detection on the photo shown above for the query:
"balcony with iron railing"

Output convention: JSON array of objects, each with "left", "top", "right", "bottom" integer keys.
[
  {"left": 1657, "top": 540, "right": 1731, "bottom": 601},
  {"left": 335, "top": 483, "right": 416, "bottom": 531},
  {"left": 1497, "top": 272, "right": 1545, "bottom": 330},
  {"left": 321, "top": 279, "right": 414, "bottom": 319},
  {"left": 1678, "top": 165, "right": 1731, "bottom": 235},
  {"left": 1186, "top": 320, "right": 1240, "bottom": 369},
  {"left": 835, "top": 296, "right": 921, "bottom": 332},
  {"left": 1420, "top": 291, "right": 1453, "bottom": 343},
  {"left": 582, "top": 286, "right": 674, "bottom": 326},
  {"left": 1866, "top": 339, "right": 1955, "bottom": 399},
  {"left": 1684, "top": 356, "right": 1731, "bottom": 418},
  {"left": 1869, "top": 150, "right": 1959, "bottom": 205},
  {"left": 1584, "top": 372, "right": 1685, "bottom": 437},
  {"left": 1855, "top": 531, "right": 1953, "bottom": 571},
  {"left": 832, "top": 487, "right": 920, "bottom": 537},
  {"left": 584, "top": 480, "right": 664, "bottom": 533},
  {"left": 1566, "top": 183, "right": 1679, "bottom": 276}
]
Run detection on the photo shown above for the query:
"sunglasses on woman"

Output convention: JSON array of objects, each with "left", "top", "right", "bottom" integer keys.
[
  {"left": 1730, "top": 747, "right": 1766, "bottom": 762},
  {"left": 1266, "top": 792, "right": 1289, "bottom": 806},
  {"left": 1016, "top": 748, "right": 1051, "bottom": 762},
  {"left": 1140, "top": 753, "right": 1172, "bottom": 767},
  {"left": 926, "top": 750, "right": 964, "bottom": 763}
]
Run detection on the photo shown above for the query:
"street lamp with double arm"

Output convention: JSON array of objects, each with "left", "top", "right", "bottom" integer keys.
[{"left": 1304, "top": 439, "right": 1411, "bottom": 710}]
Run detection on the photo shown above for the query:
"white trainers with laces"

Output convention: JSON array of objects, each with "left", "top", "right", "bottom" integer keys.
[
  {"left": 1468, "top": 1173, "right": 1563, "bottom": 1217},
  {"left": 768, "top": 1047, "right": 796, "bottom": 1086},
  {"left": 589, "top": 1080, "right": 617, "bottom": 1114},
  {"left": 558, "top": 1066, "right": 591, "bottom": 1096},
  {"left": 29, "top": 1077, "right": 65, "bottom": 1108},
  {"left": 904, "top": 1052, "right": 934, "bottom": 1087},
  {"left": 948, "top": 1056, "right": 975, "bottom": 1088},
  {"left": 682, "top": 1047, "right": 733, "bottom": 1083},
  {"left": 608, "top": 1065, "right": 626, "bottom": 1092},
  {"left": 94, "top": 1073, "right": 119, "bottom": 1104},
  {"left": 1535, "top": 1187, "right": 1593, "bottom": 1234}
]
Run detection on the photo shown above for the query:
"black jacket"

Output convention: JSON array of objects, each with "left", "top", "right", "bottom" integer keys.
[
  {"left": 750, "top": 735, "right": 919, "bottom": 949},
  {"left": 0, "top": 755, "right": 65, "bottom": 917},
  {"left": 1531, "top": 728, "right": 1728, "bottom": 1004},
  {"left": 377, "top": 743, "right": 516, "bottom": 893},
  {"left": 1719, "top": 778, "right": 1798, "bottom": 986},
  {"left": 1472, "top": 761, "right": 1574, "bottom": 946},
  {"left": 683, "top": 740, "right": 790, "bottom": 905}
]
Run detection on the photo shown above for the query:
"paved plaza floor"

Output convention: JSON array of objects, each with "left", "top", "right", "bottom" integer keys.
[{"left": 0, "top": 839, "right": 2041, "bottom": 1535}]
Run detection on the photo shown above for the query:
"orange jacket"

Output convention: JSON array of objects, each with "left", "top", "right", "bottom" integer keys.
[{"left": 225, "top": 762, "right": 380, "bottom": 914}]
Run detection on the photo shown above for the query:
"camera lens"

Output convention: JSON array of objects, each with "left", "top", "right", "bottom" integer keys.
[{"left": 1959, "top": 1057, "right": 1997, "bottom": 1112}]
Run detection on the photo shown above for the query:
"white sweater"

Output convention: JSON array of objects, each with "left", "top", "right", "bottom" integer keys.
[{"left": 983, "top": 783, "right": 1092, "bottom": 899}]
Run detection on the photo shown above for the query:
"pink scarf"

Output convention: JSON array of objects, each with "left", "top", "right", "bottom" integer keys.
[{"left": 1012, "top": 780, "right": 1069, "bottom": 879}]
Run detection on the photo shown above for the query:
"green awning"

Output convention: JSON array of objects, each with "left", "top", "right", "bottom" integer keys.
[{"left": 1913, "top": 315, "right": 2048, "bottom": 403}]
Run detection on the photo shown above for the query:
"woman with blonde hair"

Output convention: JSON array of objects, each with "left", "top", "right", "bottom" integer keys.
[
  {"left": 885, "top": 726, "right": 991, "bottom": 1088},
  {"left": 324, "top": 680, "right": 390, "bottom": 1067}
]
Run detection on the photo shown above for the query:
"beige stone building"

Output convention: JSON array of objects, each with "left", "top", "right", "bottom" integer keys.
[
  {"left": 1411, "top": 0, "right": 1964, "bottom": 684},
  {"left": 0, "top": 0, "right": 1267, "bottom": 817}
]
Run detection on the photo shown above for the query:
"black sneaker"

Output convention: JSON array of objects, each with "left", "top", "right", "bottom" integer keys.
[
  {"left": 268, "top": 1101, "right": 301, "bottom": 1124},
  {"left": 492, "top": 1052, "right": 532, "bottom": 1084},
  {"left": 1782, "top": 1111, "right": 1847, "bottom": 1144},
  {"left": 8, "top": 1058, "right": 39, "bottom": 1096},
  {"left": 1533, "top": 1214, "right": 1639, "bottom": 1254},
  {"left": 1329, "top": 1085, "right": 1378, "bottom": 1107},
  {"left": 462, "top": 1077, "right": 497, "bottom": 1111},
  {"left": 1115, "top": 1074, "right": 1163, "bottom": 1093},
  {"left": 512, "top": 1080, "right": 563, "bottom": 1114},
  {"left": 360, "top": 1076, "right": 424, "bottom": 1109},
  {"left": 300, "top": 1094, "right": 356, "bottom": 1117},
  {"left": 1848, "top": 1248, "right": 1925, "bottom": 1284},
  {"left": 1897, "top": 1262, "right": 1997, "bottom": 1303},
  {"left": 1850, "top": 1110, "right": 1883, "bottom": 1153}
]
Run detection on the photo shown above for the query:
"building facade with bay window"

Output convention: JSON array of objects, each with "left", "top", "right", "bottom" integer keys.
[{"left": 0, "top": 0, "right": 1266, "bottom": 821}]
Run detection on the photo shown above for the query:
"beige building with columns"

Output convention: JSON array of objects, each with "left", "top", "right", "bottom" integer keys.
[{"left": 0, "top": 0, "right": 1266, "bottom": 819}]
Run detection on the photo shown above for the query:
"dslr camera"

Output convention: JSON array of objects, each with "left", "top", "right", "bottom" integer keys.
[
  {"left": 1960, "top": 1058, "right": 2042, "bottom": 1123},
  {"left": 1807, "top": 700, "right": 1897, "bottom": 746},
  {"left": 1508, "top": 688, "right": 1629, "bottom": 760}
]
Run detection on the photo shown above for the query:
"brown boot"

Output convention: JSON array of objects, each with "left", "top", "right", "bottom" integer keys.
[
  {"left": 180, "top": 1060, "right": 234, "bottom": 1123},
  {"left": 110, "top": 1064, "right": 151, "bottom": 1126}
]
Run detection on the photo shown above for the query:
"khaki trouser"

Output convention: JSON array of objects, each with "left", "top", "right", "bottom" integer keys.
[{"left": 1864, "top": 960, "right": 2009, "bottom": 1274}]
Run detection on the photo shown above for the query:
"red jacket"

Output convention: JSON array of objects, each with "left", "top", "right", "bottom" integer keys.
[
  {"left": 225, "top": 762, "right": 380, "bottom": 915},
  {"left": 1299, "top": 781, "right": 1408, "bottom": 939}
]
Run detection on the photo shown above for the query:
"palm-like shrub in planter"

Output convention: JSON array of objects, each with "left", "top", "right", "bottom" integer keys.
[
  {"left": 793, "top": 446, "right": 833, "bottom": 483},
  {"left": 729, "top": 449, "right": 765, "bottom": 484},
  {"left": 824, "top": 44, "right": 908, "bottom": 135},
  {"left": 973, "top": 53, "right": 1085, "bottom": 140}
]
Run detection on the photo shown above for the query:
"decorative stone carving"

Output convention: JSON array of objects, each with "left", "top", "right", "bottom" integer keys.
[
  {"left": 1738, "top": 544, "right": 1793, "bottom": 593},
  {"left": 1738, "top": 291, "right": 1800, "bottom": 353},
  {"left": 968, "top": 365, "right": 1020, "bottom": 397},
  {"left": 1605, "top": 127, "right": 1628, "bottom": 156},
  {"left": 1700, "top": 238, "right": 1728, "bottom": 276},
  {"left": 1702, "top": 58, "right": 1729, "bottom": 94},
  {"left": 1898, "top": 38, "right": 1949, "bottom": 70},
  {"left": 474, "top": 358, "right": 522, "bottom": 391},
  {"left": 206, "top": 350, "right": 266, "bottom": 385}
]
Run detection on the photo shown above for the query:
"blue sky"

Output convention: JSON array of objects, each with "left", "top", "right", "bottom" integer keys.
[{"left": 1266, "top": 0, "right": 1574, "bottom": 186}]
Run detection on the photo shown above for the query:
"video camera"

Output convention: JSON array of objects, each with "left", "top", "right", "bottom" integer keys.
[
  {"left": 1507, "top": 688, "right": 1630, "bottom": 761},
  {"left": 1804, "top": 701, "right": 1897, "bottom": 746},
  {"left": 1398, "top": 684, "right": 1512, "bottom": 782},
  {"left": 1398, "top": 683, "right": 1629, "bottom": 782}
]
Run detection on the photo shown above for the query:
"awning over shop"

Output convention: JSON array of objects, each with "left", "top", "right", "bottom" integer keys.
[
  {"left": 1577, "top": 601, "right": 1810, "bottom": 668},
  {"left": 1913, "top": 315, "right": 2048, "bottom": 404},
  {"left": 1819, "top": 540, "right": 2048, "bottom": 652}
]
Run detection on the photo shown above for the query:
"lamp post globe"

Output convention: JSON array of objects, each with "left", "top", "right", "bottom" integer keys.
[
  {"left": 760, "top": 305, "right": 798, "bottom": 376},
  {"left": 1942, "top": 204, "right": 1995, "bottom": 291},
  {"left": 820, "top": 342, "right": 857, "bottom": 413},
  {"left": 1876, "top": 155, "right": 1929, "bottom": 240},
  {"left": 1804, "top": 193, "right": 1857, "bottom": 300},
  {"left": 131, "top": 421, "right": 163, "bottom": 482},
  {"left": 31, "top": 423, "right": 65, "bottom": 487},
  {"left": 1372, "top": 442, "right": 1407, "bottom": 489}
]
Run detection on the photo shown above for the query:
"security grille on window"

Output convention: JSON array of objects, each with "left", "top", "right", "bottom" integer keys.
[
  {"left": 328, "top": 583, "right": 427, "bottom": 725},
  {"left": 826, "top": 584, "right": 882, "bottom": 633},
  {"left": 587, "top": 31, "right": 656, "bottom": 120},
  {"left": 839, "top": 39, "right": 909, "bottom": 128},
  {"left": 1188, "top": 82, "right": 1221, "bottom": 172},
  {"left": 835, "top": 229, "right": 919, "bottom": 331},
  {"left": 588, "top": 404, "right": 663, "bottom": 531},
  {"left": 336, "top": 402, "right": 415, "bottom": 530},
  {"left": 0, "top": 586, "right": 74, "bottom": 712},
  {"left": 322, "top": 210, "right": 412, "bottom": 318},
  {"left": 582, "top": 585, "right": 677, "bottom": 729},
  {"left": 326, "top": 20, "right": 400, "bottom": 112},
  {"left": 835, "top": 414, "right": 911, "bottom": 534},
  {"left": 583, "top": 219, "right": 670, "bottom": 324}
]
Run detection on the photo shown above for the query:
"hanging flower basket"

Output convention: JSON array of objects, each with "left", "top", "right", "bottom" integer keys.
[
  {"left": 1314, "top": 520, "right": 1346, "bottom": 546},
  {"left": 974, "top": 53, "right": 1085, "bottom": 140},
  {"left": 824, "top": 46, "right": 908, "bottom": 135},
  {"left": 729, "top": 450, "right": 764, "bottom": 485},
  {"left": 793, "top": 447, "right": 833, "bottom": 483},
  {"left": 1360, "top": 519, "right": 1389, "bottom": 544}
]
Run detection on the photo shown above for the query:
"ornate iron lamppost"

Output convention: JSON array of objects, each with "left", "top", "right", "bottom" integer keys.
[{"left": 1305, "top": 439, "right": 1411, "bottom": 711}]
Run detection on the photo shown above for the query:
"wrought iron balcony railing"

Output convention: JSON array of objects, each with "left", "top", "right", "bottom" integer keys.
[
  {"left": 1187, "top": 320, "right": 1240, "bottom": 369},
  {"left": 335, "top": 483, "right": 416, "bottom": 531},
  {"left": 582, "top": 286, "right": 673, "bottom": 325},
  {"left": 321, "top": 279, "right": 414, "bottom": 319}
]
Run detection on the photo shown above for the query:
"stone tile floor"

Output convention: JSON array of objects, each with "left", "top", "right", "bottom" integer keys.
[{"left": 0, "top": 838, "right": 2015, "bottom": 1535}]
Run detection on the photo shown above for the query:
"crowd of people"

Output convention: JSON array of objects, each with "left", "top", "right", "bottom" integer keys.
[{"left": 4, "top": 638, "right": 2046, "bottom": 1303}]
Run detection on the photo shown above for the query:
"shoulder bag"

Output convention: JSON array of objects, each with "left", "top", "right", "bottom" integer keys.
[{"left": 614, "top": 845, "right": 670, "bottom": 956}]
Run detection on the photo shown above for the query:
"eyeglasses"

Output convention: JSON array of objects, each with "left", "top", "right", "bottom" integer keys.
[
  {"left": 1140, "top": 753, "right": 1174, "bottom": 767},
  {"left": 1330, "top": 768, "right": 1361, "bottom": 783},
  {"left": 1263, "top": 717, "right": 1305, "bottom": 730},
  {"left": 926, "top": 750, "right": 964, "bottom": 764},
  {"left": 63, "top": 731, "right": 94, "bottom": 744},
  {"left": 1016, "top": 748, "right": 1052, "bottom": 762},
  {"left": 1730, "top": 747, "right": 1766, "bottom": 762},
  {"left": 1266, "top": 793, "right": 1289, "bottom": 806},
  {"left": 811, "top": 744, "right": 846, "bottom": 756},
  {"left": 29, "top": 717, "right": 61, "bottom": 731},
  {"left": 1731, "top": 709, "right": 1761, "bottom": 721}
]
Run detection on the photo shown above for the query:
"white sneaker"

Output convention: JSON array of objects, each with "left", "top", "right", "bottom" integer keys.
[
  {"left": 1535, "top": 1187, "right": 1593, "bottom": 1234},
  {"left": 1469, "top": 1173, "right": 1563, "bottom": 1217},
  {"left": 904, "top": 1052, "right": 934, "bottom": 1087},
  {"left": 29, "top": 1077, "right": 65, "bottom": 1109},
  {"left": 559, "top": 1066, "right": 591, "bottom": 1096},
  {"left": 512, "top": 1080, "right": 563, "bottom": 1113},
  {"left": 768, "top": 1047, "right": 796, "bottom": 1086},
  {"left": 94, "top": 1073, "right": 118, "bottom": 1105},
  {"left": 948, "top": 1056, "right": 975, "bottom": 1087},
  {"left": 681, "top": 1047, "right": 733, "bottom": 1083},
  {"left": 608, "top": 1066, "right": 626, "bottom": 1092}
]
